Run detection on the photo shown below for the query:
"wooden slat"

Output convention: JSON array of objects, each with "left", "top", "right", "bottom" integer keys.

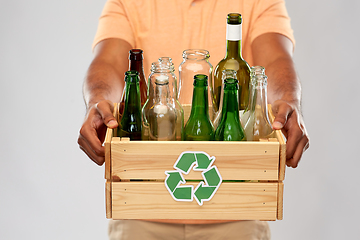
[
  {"left": 106, "top": 181, "right": 112, "bottom": 219},
  {"left": 104, "top": 103, "right": 119, "bottom": 180},
  {"left": 277, "top": 182, "right": 284, "bottom": 220},
  {"left": 276, "top": 131, "right": 286, "bottom": 181},
  {"left": 111, "top": 182, "right": 278, "bottom": 221},
  {"left": 268, "top": 105, "right": 287, "bottom": 181},
  {"left": 104, "top": 128, "right": 113, "bottom": 180},
  {"left": 111, "top": 141, "right": 280, "bottom": 181}
]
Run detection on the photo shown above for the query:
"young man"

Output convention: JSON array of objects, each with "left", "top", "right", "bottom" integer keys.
[{"left": 78, "top": 0, "right": 309, "bottom": 239}]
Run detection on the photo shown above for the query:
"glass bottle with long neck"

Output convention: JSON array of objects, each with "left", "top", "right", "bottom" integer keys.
[
  {"left": 212, "top": 13, "right": 250, "bottom": 114},
  {"left": 215, "top": 77, "right": 246, "bottom": 141},
  {"left": 142, "top": 61, "right": 184, "bottom": 140},
  {"left": 213, "top": 69, "right": 237, "bottom": 129},
  {"left": 243, "top": 74, "right": 275, "bottom": 141},
  {"left": 117, "top": 70, "right": 142, "bottom": 140},
  {"left": 157, "top": 57, "right": 184, "bottom": 140},
  {"left": 148, "top": 75, "right": 177, "bottom": 141},
  {"left": 184, "top": 74, "right": 214, "bottom": 141},
  {"left": 119, "top": 49, "right": 148, "bottom": 119},
  {"left": 241, "top": 66, "right": 266, "bottom": 126}
]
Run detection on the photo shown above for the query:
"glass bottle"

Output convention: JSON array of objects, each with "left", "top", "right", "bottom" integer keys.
[
  {"left": 243, "top": 74, "right": 275, "bottom": 141},
  {"left": 241, "top": 66, "right": 266, "bottom": 125},
  {"left": 214, "top": 77, "right": 246, "bottom": 141},
  {"left": 184, "top": 74, "right": 214, "bottom": 141},
  {"left": 117, "top": 70, "right": 142, "bottom": 140},
  {"left": 142, "top": 61, "right": 184, "bottom": 140},
  {"left": 213, "top": 69, "right": 237, "bottom": 129},
  {"left": 178, "top": 49, "right": 213, "bottom": 107},
  {"left": 147, "top": 75, "right": 177, "bottom": 141},
  {"left": 212, "top": 13, "right": 250, "bottom": 114},
  {"left": 119, "top": 49, "right": 148, "bottom": 119}
]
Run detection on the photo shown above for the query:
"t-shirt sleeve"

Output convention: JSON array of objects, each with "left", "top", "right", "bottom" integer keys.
[
  {"left": 92, "top": 0, "right": 135, "bottom": 50},
  {"left": 250, "top": 0, "right": 295, "bottom": 46}
]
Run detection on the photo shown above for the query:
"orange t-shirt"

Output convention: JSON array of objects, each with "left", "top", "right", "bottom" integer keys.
[
  {"left": 93, "top": 0, "right": 295, "bottom": 78},
  {"left": 93, "top": 0, "right": 294, "bottom": 224}
]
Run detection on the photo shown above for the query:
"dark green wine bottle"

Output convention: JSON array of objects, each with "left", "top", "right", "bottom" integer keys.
[
  {"left": 212, "top": 13, "right": 250, "bottom": 113},
  {"left": 117, "top": 70, "right": 142, "bottom": 140},
  {"left": 215, "top": 76, "right": 246, "bottom": 141},
  {"left": 184, "top": 74, "right": 214, "bottom": 141}
]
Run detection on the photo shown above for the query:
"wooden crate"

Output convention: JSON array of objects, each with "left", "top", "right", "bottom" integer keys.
[{"left": 104, "top": 104, "right": 286, "bottom": 221}]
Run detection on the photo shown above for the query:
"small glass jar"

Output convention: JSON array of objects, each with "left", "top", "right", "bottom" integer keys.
[{"left": 178, "top": 49, "right": 213, "bottom": 107}]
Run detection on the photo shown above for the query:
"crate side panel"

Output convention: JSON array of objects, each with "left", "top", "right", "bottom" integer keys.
[
  {"left": 111, "top": 141, "right": 279, "bottom": 181},
  {"left": 106, "top": 181, "right": 112, "bottom": 219},
  {"left": 111, "top": 182, "right": 278, "bottom": 221}
]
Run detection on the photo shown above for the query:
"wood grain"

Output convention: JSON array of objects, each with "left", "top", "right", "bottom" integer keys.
[{"left": 111, "top": 181, "right": 278, "bottom": 220}]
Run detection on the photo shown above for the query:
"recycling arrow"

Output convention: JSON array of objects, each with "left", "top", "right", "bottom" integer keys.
[{"left": 165, "top": 151, "right": 222, "bottom": 206}]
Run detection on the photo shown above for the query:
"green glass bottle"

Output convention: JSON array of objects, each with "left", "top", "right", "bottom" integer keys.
[
  {"left": 214, "top": 76, "right": 246, "bottom": 141},
  {"left": 184, "top": 74, "right": 214, "bottom": 141},
  {"left": 117, "top": 70, "right": 142, "bottom": 140},
  {"left": 211, "top": 13, "right": 250, "bottom": 113}
]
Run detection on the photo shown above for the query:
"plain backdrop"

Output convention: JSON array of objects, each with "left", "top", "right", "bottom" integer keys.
[{"left": 1, "top": 0, "right": 359, "bottom": 239}]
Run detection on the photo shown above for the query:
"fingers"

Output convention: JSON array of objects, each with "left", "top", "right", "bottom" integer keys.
[
  {"left": 271, "top": 100, "right": 310, "bottom": 168},
  {"left": 95, "top": 100, "right": 118, "bottom": 128},
  {"left": 271, "top": 100, "right": 293, "bottom": 130},
  {"left": 286, "top": 134, "right": 310, "bottom": 168},
  {"left": 78, "top": 100, "right": 118, "bottom": 165}
]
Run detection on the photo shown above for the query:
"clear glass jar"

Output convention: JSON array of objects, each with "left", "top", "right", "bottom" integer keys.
[{"left": 178, "top": 49, "right": 213, "bottom": 107}]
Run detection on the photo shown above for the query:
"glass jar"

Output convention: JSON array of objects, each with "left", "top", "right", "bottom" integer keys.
[{"left": 178, "top": 49, "right": 213, "bottom": 108}]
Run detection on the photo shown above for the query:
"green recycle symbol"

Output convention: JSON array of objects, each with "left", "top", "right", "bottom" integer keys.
[{"left": 165, "top": 151, "right": 222, "bottom": 206}]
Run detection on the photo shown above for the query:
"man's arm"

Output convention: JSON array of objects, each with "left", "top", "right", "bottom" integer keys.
[
  {"left": 251, "top": 33, "right": 310, "bottom": 168},
  {"left": 78, "top": 38, "right": 132, "bottom": 165}
]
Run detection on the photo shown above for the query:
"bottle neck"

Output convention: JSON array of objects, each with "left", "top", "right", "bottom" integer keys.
[
  {"left": 225, "top": 23, "right": 242, "bottom": 58},
  {"left": 190, "top": 86, "right": 209, "bottom": 116},
  {"left": 154, "top": 83, "right": 170, "bottom": 104},
  {"left": 123, "top": 79, "right": 141, "bottom": 113},
  {"left": 248, "top": 79, "right": 269, "bottom": 114},
  {"left": 222, "top": 85, "right": 240, "bottom": 118},
  {"left": 129, "top": 60, "right": 144, "bottom": 73}
]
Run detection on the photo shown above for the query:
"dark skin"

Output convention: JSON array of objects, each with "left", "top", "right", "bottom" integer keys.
[{"left": 78, "top": 34, "right": 309, "bottom": 167}]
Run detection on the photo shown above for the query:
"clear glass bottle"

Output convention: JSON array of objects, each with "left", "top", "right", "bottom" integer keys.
[
  {"left": 184, "top": 74, "right": 214, "bottom": 141},
  {"left": 243, "top": 74, "right": 275, "bottom": 141},
  {"left": 214, "top": 77, "right": 246, "bottom": 141},
  {"left": 147, "top": 75, "right": 177, "bottom": 141},
  {"left": 178, "top": 49, "right": 213, "bottom": 107},
  {"left": 142, "top": 61, "right": 184, "bottom": 140},
  {"left": 117, "top": 70, "right": 142, "bottom": 140},
  {"left": 213, "top": 69, "right": 237, "bottom": 129},
  {"left": 212, "top": 13, "right": 250, "bottom": 114},
  {"left": 241, "top": 66, "right": 266, "bottom": 125}
]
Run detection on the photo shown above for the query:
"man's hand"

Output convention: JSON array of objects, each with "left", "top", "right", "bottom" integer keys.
[
  {"left": 271, "top": 100, "right": 309, "bottom": 168},
  {"left": 78, "top": 100, "right": 118, "bottom": 166},
  {"left": 77, "top": 39, "right": 131, "bottom": 165}
]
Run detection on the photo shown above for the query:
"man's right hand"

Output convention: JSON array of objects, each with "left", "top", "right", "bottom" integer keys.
[{"left": 78, "top": 100, "right": 118, "bottom": 166}]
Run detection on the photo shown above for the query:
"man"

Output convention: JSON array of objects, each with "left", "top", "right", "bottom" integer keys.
[{"left": 78, "top": 0, "right": 309, "bottom": 239}]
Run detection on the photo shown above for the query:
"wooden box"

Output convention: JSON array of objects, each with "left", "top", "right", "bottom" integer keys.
[{"left": 104, "top": 104, "right": 286, "bottom": 221}]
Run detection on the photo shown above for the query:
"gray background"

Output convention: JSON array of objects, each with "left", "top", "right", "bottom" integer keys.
[{"left": 0, "top": 0, "right": 358, "bottom": 239}]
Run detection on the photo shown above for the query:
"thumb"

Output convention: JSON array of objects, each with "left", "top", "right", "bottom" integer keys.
[
  {"left": 271, "top": 100, "right": 293, "bottom": 130},
  {"left": 95, "top": 100, "right": 118, "bottom": 128}
]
